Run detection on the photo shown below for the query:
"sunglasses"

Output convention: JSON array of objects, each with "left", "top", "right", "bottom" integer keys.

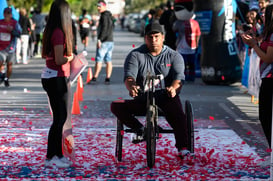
[{"left": 174, "top": 5, "right": 185, "bottom": 11}]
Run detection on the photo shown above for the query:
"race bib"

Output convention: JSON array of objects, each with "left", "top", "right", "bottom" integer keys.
[
  {"left": 41, "top": 67, "right": 58, "bottom": 78},
  {"left": 0, "top": 33, "right": 11, "bottom": 41},
  {"left": 144, "top": 74, "right": 165, "bottom": 92},
  {"left": 82, "top": 23, "right": 90, "bottom": 28}
]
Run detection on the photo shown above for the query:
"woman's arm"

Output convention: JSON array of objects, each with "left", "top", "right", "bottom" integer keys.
[
  {"left": 241, "top": 33, "right": 273, "bottom": 63},
  {"left": 252, "top": 44, "right": 273, "bottom": 63},
  {"left": 54, "top": 45, "right": 74, "bottom": 65}
]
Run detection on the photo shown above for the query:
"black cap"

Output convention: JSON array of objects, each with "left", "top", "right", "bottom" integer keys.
[{"left": 144, "top": 22, "right": 164, "bottom": 35}]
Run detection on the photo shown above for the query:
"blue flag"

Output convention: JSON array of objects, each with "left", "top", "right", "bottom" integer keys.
[
  {"left": 0, "top": 0, "right": 19, "bottom": 21},
  {"left": 0, "top": 0, "right": 8, "bottom": 19}
]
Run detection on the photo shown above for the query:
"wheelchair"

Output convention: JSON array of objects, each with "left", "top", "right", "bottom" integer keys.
[{"left": 115, "top": 74, "right": 194, "bottom": 168}]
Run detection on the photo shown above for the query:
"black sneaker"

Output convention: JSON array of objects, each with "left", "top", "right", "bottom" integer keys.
[
  {"left": 4, "top": 78, "right": 9, "bottom": 87},
  {"left": 0, "top": 75, "right": 4, "bottom": 85},
  {"left": 105, "top": 78, "right": 110, "bottom": 85},
  {"left": 90, "top": 77, "right": 97, "bottom": 84},
  {"left": 131, "top": 127, "right": 145, "bottom": 144}
]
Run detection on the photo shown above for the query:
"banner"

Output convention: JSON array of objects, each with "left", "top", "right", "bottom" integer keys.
[
  {"left": 247, "top": 49, "right": 260, "bottom": 97},
  {"left": 194, "top": 0, "right": 242, "bottom": 84}
]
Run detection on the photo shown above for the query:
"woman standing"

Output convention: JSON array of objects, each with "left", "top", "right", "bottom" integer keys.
[
  {"left": 41, "top": 0, "right": 74, "bottom": 168},
  {"left": 241, "top": 4, "right": 273, "bottom": 165}
]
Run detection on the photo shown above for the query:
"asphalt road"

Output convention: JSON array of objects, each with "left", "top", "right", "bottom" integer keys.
[{"left": 0, "top": 25, "right": 267, "bottom": 159}]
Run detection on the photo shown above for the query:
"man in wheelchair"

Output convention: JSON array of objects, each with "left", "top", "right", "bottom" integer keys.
[{"left": 111, "top": 22, "right": 190, "bottom": 158}]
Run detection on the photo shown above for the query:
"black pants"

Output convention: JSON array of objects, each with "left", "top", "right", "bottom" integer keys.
[
  {"left": 33, "top": 34, "right": 41, "bottom": 55},
  {"left": 111, "top": 93, "right": 188, "bottom": 150},
  {"left": 42, "top": 77, "right": 69, "bottom": 159},
  {"left": 259, "top": 78, "right": 273, "bottom": 147}
]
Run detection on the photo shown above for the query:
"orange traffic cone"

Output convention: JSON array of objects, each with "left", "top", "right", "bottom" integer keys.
[
  {"left": 79, "top": 74, "right": 84, "bottom": 93},
  {"left": 72, "top": 92, "right": 80, "bottom": 114},
  {"left": 77, "top": 75, "right": 83, "bottom": 101},
  {"left": 86, "top": 67, "right": 93, "bottom": 84}
]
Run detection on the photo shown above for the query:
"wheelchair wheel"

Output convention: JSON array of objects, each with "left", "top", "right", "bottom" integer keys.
[
  {"left": 115, "top": 119, "right": 124, "bottom": 161},
  {"left": 146, "top": 105, "right": 157, "bottom": 168},
  {"left": 185, "top": 100, "right": 194, "bottom": 153}
]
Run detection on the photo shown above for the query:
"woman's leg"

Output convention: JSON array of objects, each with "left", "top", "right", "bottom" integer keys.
[
  {"left": 259, "top": 78, "right": 273, "bottom": 147},
  {"left": 42, "top": 77, "right": 68, "bottom": 159}
]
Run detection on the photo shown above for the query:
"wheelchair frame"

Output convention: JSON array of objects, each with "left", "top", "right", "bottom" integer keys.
[{"left": 115, "top": 74, "right": 194, "bottom": 168}]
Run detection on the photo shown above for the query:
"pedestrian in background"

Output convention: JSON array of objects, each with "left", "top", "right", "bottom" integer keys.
[
  {"left": 16, "top": 8, "right": 31, "bottom": 64},
  {"left": 78, "top": 8, "right": 91, "bottom": 52},
  {"left": 0, "top": 7, "right": 21, "bottom": 87},
  {"left": 41, "top": 0, "right": 74, "bottom": 168},
  {"left": 159, "top": 0, "right": 177, "bottom": 50},
  {"left": 92, "top": 0, "right": 114, "bottom": 84},
  {"left": 28, "top": 10, "right": 36, "bottom": 59},
  {"left": 90, "top": 14, "right": 98, "bottom": 42},
  {"left": 32, "top": 8, "right": 45, "bottom": 57},
  {"left": 241, "top": 4, "right": 273, "bottom": 166}
]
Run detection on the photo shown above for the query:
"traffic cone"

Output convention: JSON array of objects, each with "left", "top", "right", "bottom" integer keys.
[
  {"left": 79, "top": 74, "right": 84, "bottom": 93},
  {"left": 86, "top": 67, "right": 93, "bottom": 84},
  {"left": 77, "top": 75, "right": 83, "bottom": 101},
  {"left": 72, "top": 92, "right": 80, "bottom": 114}
]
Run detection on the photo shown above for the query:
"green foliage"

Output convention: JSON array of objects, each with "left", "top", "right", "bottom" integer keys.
[
  {"left": 7, "top": 0, "right": 36, "bottom": 13},
  {"left": 6, "top": 0, "right": 167, "bottom": 17},
  {"left": 125, "top": 0, "right": 166, "bottom": 14}
]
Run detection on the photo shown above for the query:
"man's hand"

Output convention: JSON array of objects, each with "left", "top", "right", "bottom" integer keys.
[
  {"left": 166, "top": 80, "right": 182, "bottom": 98},
  {"left": 97, "top": 40, "right": 101, "bottom": 48},
  {"left": 125, "top": 77, "right": 140, "bottom": 98},
  {"left": 129, "top": 85, "right": 140, "bottom": 97},
  {"left": 166, "top": 86, "right": 176, "bottom": 98}
]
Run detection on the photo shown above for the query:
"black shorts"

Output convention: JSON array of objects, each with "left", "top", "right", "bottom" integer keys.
[{"left": 80, "top": 28, "right": 90, "bottom": 40}]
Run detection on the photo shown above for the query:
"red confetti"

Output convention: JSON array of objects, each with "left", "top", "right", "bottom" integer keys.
[
  {"left": 266, "top": 148, "right": 272, "bottom": 153},
  {"left": 132, "top": 44, "right": 135, "bottom": 48},
  {"left": 91, "top": 57, "right": 95, "bottom": 61},
  {"left": 246, "top": 131, "right": 252, "bottom": 135},
  {"left": 209, "top": 116, "right": 214, "bottom": 121},
  {"left": 83, "top": 105, "right": 88, "bottom": 109},
  {"left": 221, "top": 75, "right": 225, "bottom": 80},
  {"left": 65, "top": 138, "right": 73, "bottom": 154}
]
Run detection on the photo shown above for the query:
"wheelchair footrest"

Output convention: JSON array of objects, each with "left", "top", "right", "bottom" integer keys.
[
  {"left": 158, "top": 129, "right": 174, "bottom": 133},
  {"left": 123, "top": 127, "right": 174, "bottom": 134},
  {"left": 157, "top": 126, "right": 173, "bottom": 134}
]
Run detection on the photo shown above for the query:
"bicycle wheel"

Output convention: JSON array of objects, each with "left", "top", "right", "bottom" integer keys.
[
  {"left": 185, "top": 100, "right": 194, "bottom": 153},
  {"left": 146, "top": 105, "right": 157, "bottom": 168},
  {"left": 115, "top": 119, "right": 124, "bottom": 161}
]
